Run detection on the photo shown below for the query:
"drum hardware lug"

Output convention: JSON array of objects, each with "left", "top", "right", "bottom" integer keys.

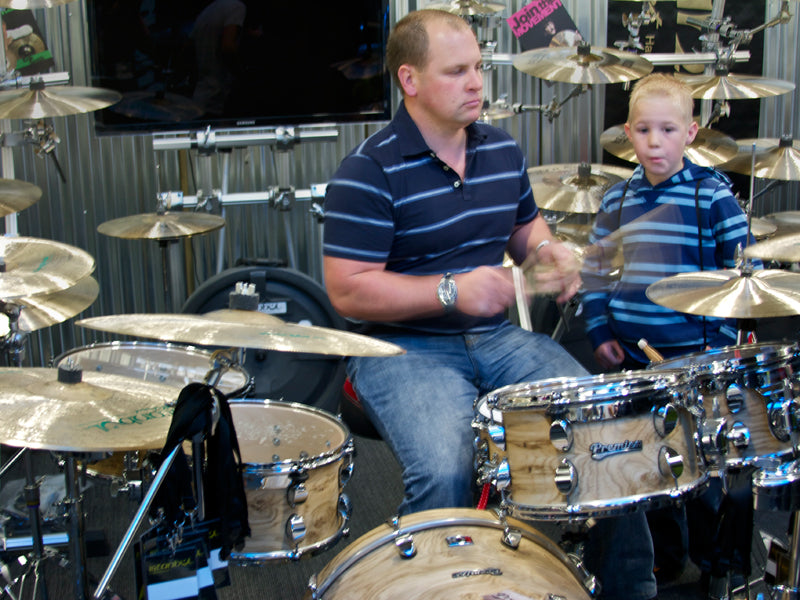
[
  {"left": 307, "top": 574, "right": 319, "bottom": 600},
  {"left": 699, "top": 417, "right": 729, "bottom": 461},
  {"left": 724, "top": 384, "right": 745, "bottom": 414},
  {"left": 653, "top": 403, "right": 679, "bottom": 438},
  {"left": 494, "top": 458, "right": 511, "bottom": 491},
  {"left": 767, "top": 400, "right": 793, "bottom": 443},
  {"left": 554, "top": 458, "right": 578, "bottom": 497},
  {"left": 658, "top": 446, "right": 684, "bottom": 481},
  {"left": 287, "top": 471, "right": 310, "bottom": 506},
  {"left": 501, "top": 526, "right": 522, "bottom": 549},
  {"left": 550, "top": 419, "right": 573, "bottom": 452},
  {"left": 338, "top": 494, "right": 352, "bottom": 538},
  {"left": 728, "top": 421, "right": 752, "bottom": 448},
  {"left": 566, "top": 552, "right": 601, "bottom": 597},
  {"left": 545, "top": 595, "right": 567, "bottom": 600},
  {"left": 339, "top": 446, "right": 355, "bottom": 487},
  {"left": 445, "top": 534, "right": 474, "bottom": 547},
  {"left": 394, "top": 532, "right": 416, "bottom": 559},
  {"left": 488, "top": 423, "right": 506, "bottom": 451},
  {"left": 285, "top": 513, "right": 306, "bottom": 544}
]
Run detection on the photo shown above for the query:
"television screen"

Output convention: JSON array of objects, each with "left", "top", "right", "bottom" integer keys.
[{"left": 87, "top": 0, "right": 391, "bottom": 135}]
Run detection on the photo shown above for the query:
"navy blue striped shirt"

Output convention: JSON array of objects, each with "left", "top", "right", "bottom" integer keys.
[
  {"left": 323, "top": 102, "right": 537, "bottom": 333},
  {"left": 581, "top": 160, "right": 754, "bottom": 363}
]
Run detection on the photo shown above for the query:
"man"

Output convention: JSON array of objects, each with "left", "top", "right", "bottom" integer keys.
[{"left": 323, "top": 10, "right": 656, "bottom": 600}]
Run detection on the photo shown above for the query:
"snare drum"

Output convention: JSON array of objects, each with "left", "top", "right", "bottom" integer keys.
[
  {"left": 54, "top": 341, "right": 251, "bottom": 482},
  {"left": 305, "top": 507, "right": 597, "bottom": 600},
  {"left": 228, "top": 399, "right": 354, "bottom": 563},
  {"left": 650, "top": 342, "right": 800, "bottom": 467},
  {"left": 475, "top": 370, "right": 706, "bottom": 520}
]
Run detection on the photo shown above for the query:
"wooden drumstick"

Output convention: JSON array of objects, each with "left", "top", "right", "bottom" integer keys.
[{"left": 638, "top": 338, "right": 664, "bottom": 363}]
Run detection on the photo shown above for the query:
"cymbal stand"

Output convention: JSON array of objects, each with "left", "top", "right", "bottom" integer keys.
[
  {"left": 269, "top": 130, "right": 299, "bottom": 271},
  {"left": 512, "top": 84, "right": 590, "bottom": 123},
  {"left": 613, "top": 2, "right": 662, "bottom": 53}
]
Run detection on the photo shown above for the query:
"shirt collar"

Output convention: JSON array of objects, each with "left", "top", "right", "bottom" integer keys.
[{"left": 392, "top": 101, "right": 487, "bottom": 159}]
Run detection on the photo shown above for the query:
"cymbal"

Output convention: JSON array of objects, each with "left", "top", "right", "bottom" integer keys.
[
  {"left": 97, "top": 211, "right": 226, "bottom": 240},
  {"left": 721, "top": 137, "right": 800, "bottom": 181},
  {"left": 645, "top": 268, "right": 800, "bottom": 319},
  {"left": 0, "top": 236, "right": 95, "bottom": 300},
  {"left": 512, "top": 43, "right": 653, "bottom": 84},
  {"left": 0, "top": 276, "right": 99, "bottom": 335},
  {"left": 76, "top": 309, "right": 407, "bottom": 357},
  {"left": 0, "top": 85, "right": 122, "bottom": 119},
  {"left": 765, "top": 211, "right": 800, "bottom": 232},
  {"left": 0, "top": 178, "right": 42, "bottom": 217},
  {"left": 424, "top": 0, "right": 505, "bottom": 15},
  {"left": 0, "top": 367, "right": 175, "bottom": 452},
  {"left": 750, "top": 217, "right": 777, "bottom": 240},
  {"left": 743, "top": 234, "right": 800, "bottom": 263},
  {"left": 674, "top": 73, "right": 795, "bottom": 100},
  {"left": 480, "top": 99, "right": 515, "bottom": 121},
  {"left": 112, "top": 91, "right": 204, "bottom": 122},
  {"left": 527, "top": 162, "right": 634, "bottom": 213},
  {"left": 600, "top": 124, "right": 739, "bottom": 167}
]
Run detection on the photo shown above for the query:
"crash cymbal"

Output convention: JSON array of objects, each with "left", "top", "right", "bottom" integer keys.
[
  {"left": 646, "top": 268, "right": 800, "bottom": 319},
  {"left": 0, "top": 276, "right": 98, "bottom": 335},
  {"left": 0, "top": 0, "right": 76, "bottom": 6},
  {"left": 77, "top": 309, "right": 406, "bottom": 357},
  {"left": 750, "top": 217, "right": 778, "bottom": 240},
  {"left": 0, "top": 84, "right": 122, "bottom": 119},
  {"left": 424, "top": 0, "right": 505, "bottom": 15},
  {"left": 0, "top": 367, "right": 175, "bottom": 452},
  {"left": 0, "top": 178, "right": 42, "bottom": 217},
  {"left": 722, "top": 137, "right": 800, "bottom": 181},
  {"left": 600, "top": 123, "right": 738, "bottom": 167},
  {"left": 97, "top": 211, "right": 225, "bottom": 240},
  {"left": 527, "top": 162, "right": 634, "bottom": 213},
  {"left": 743, "top": 233, "right": 800, "bottom": 263},
  {"left": 513, "top": 42, "right": 653, "bottom": 84},
  {"left": 112, "top": 91, "right": 204, "bottom": 122},
  {"left": 674, "top": 72, "right": 795, "bottom": 100},
  {"left": 0, "top": 236, "right": 95, "bottom": 300}
]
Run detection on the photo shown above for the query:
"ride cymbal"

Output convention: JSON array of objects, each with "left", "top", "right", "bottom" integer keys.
[
  {"left": 77, "top": 309, "right": 406, "bottom": 357},
  {"left": 600, "top": 124, "right": 738, "bottom": 167},
  {"left": 0, "top": 178, "right": 42, "bottom": 217},
  {"left": 0, "top": 84, "right": 122, "bottom": 119},
  {"left": 513, "top": 43, "right": 653, "bottom": 84},
  {"left": 424, "top": 0, "right": 505, "bottom": 15},
  {"left": 722, "top": 137, "right": 800, "bottom": 181},
  {"left": 0, "top": 367, "right": 175, "bottom": 452},
  {"left": 0, "top": 236, "right": 95, "bottom": 300},
  {"left": 646, "top": 268, "right": 800, "bottom": 319},
  {"left": 527, "top": 162, "right": 633, "bottom": 213},
  {"left": 675, "top": 73, "right": 795, "bottom": 100},
  {"left": 0, "top": 276, "right": 99, "bottom": 335},
  {"left": 97, "top": 211, "right": 226, "bottom": 240}
]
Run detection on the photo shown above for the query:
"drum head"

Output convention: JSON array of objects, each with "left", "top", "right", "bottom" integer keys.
[{"left": 182, "top": 266, "right": 345, "bottom": 413}]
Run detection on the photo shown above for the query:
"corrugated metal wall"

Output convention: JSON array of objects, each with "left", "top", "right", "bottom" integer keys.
[{"left": 2, "top": 0, "right": 798, "bottom": 367}]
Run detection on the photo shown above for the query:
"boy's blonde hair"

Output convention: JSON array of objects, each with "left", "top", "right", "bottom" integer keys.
[{"left": 627, "top": 72, "right": 694, "bottom": 124}]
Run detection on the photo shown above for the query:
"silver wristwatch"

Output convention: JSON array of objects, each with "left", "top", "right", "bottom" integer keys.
[{"left": 436, "top": 273, "right": 458, "bottom": 313}]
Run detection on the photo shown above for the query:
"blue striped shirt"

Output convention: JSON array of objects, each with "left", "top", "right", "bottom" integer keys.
[
  {"left": 581, "top": 160, "right": 754, "bottom": 363},
  {"left": 323, "top": 102, "right": 537, "bottom": 333}
]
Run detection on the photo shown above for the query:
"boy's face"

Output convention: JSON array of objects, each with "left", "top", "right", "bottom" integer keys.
[{"left": 624, "top": 95, "right": 698, "bottom": 186}]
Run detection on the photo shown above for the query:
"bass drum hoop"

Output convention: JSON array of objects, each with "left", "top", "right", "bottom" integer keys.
[{"left": 181, "top": 265, "right": 346, "bottom": 414}]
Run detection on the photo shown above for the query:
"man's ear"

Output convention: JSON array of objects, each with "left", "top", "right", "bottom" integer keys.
[{"left": 397, "top": 64, "right": 418, "bottom": 97}]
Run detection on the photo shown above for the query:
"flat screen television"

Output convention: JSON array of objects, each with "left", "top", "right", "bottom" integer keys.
[{"left": 86, "top": 0, "right": 391, "bottom": 135}]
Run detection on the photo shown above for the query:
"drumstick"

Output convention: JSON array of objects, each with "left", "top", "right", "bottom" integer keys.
[{"left": 638, "top": 338, "right": 664, "bottom": 363}]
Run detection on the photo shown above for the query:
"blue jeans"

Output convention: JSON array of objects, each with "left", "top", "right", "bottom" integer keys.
[{"left": 347, "top": 321, "right": 655, "bottom": 600}]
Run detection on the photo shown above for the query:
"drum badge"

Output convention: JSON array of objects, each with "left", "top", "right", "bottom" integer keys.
[{"left": 590, "top": 439, "right": 643, "bottom": 460}]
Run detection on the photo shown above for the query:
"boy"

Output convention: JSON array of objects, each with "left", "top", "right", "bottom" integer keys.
[{"left": 582, "top": 72, "right": 753, "bottom": 370}]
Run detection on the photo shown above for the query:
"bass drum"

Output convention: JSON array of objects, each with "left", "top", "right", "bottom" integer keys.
[{"left": 182, "top": 265, "right": 345, "bottom": 414}]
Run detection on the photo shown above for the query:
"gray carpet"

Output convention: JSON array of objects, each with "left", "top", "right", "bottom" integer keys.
[{"left": 0, "top": 434, "right": 793, "bottom": 600}]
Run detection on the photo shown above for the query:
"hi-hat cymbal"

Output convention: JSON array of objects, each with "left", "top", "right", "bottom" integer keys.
[
  {"left": 0, "top": 236, "right": 95, "bottom": 300},
  {"left": 527, "top": 162, "right": 634, "bottom": 213},
  {"left": 0, "top": 178, "right": 42, "bottom": 217},
  {"left": 513, "top": 43, "right": 653, "bottom": 84},
  {"left": 97, "top": 211, "right": 226, "bottom": 240},
  {"left": 424, "top": 0, "right": 505, "bottom": 15},
  {"left": 646, "top": 268, "right": 800, "bottom": 319},
  {"left": 743, "top": 233, "right": 800, "bottom": 263},
  {"left": 674, "top": 73, "right": 795, "bottom": 100},
  {"left": 0, "top": 84, "right": 122, "bottom": 119},
  {"left": 600, "top": 124, "right": 738, "bottom": 167},
  {"left": 77, "top": 309, "right": 406, "bottom": 357},
  {"left": 0, "top": 367, "right": 175, "bottom": 452},
  {"left": 0, "top": 276, "right": 99, "bottom": 335},
  {"left": 721, "top": 137, "right": 800, "bottom": 181}
]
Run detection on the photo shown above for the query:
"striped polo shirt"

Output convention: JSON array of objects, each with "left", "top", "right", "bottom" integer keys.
[
  {"left": 323, "top": 102, "right": 537, "bottom": 334},
  {"left": 581, "top": 160, "right": 754, "bottom": 363}
]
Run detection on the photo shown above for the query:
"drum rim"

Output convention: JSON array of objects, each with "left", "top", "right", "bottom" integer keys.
[
  {"left": 307, "top": 507, "right": 594, "bottom": 599},
  {"left": 229, "top": 398, "right": 353, "bottom": 469},
  {"left": 649, "top": 341, "right": 800, "bottom": 373}
]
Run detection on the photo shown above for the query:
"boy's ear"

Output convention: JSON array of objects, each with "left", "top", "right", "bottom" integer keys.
[{"left": 686, "top": 120, "right": 699, "bottom": 145}]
